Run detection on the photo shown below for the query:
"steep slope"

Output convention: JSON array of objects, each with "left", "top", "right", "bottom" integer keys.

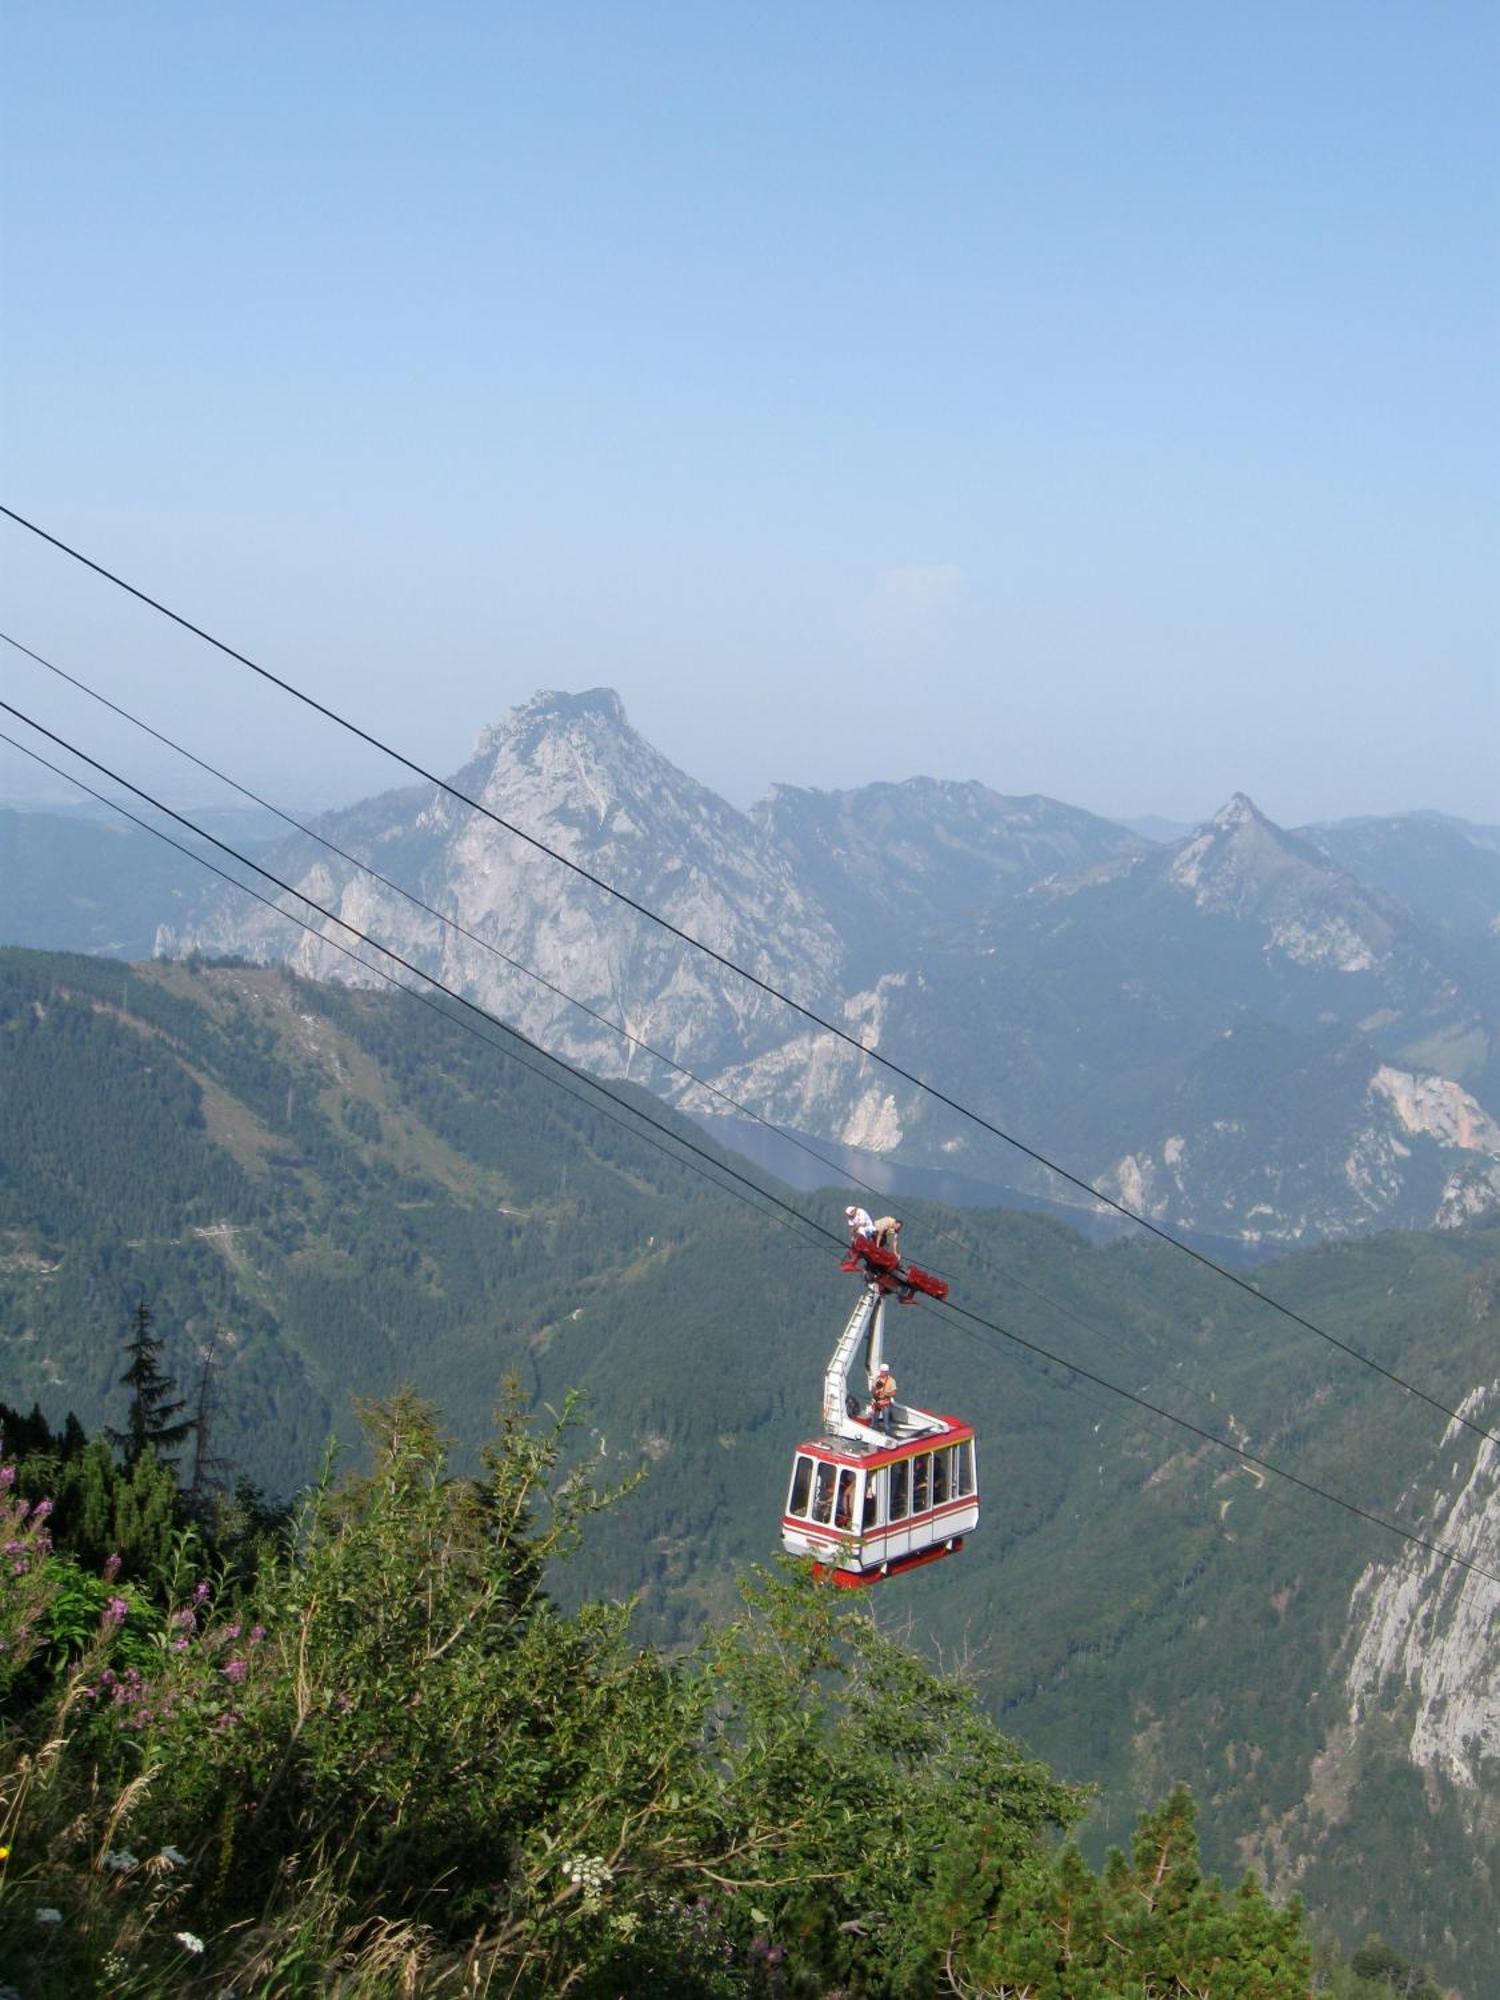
[
  {"left": 4, "top": 946, "right": 1500, "bottom": 1985},
  {"left": 718, "top": 795, "right": 1500, "bottom": 1240},
  {"left": 1302, "top": 810, "right": 1500, "bottom": 942},
  {"left": 161, "top": 687, "right": 847, "bottom": 1087},
  {"left": 752, "top": 777, "right": 1141, "bottom": 973}
]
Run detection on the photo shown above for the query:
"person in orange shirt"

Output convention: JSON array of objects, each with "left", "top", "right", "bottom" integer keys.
[{"left": 870, "top": 1364, "right": 897, "bottom": 1434}]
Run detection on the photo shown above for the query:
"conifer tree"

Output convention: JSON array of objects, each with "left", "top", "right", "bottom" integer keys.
[
  {"left": 107, "top": 1296, "right": 194, "bottom": 1468},
  {"left": 184, "top": 1331, "right": 234, "bottom": 1515}
]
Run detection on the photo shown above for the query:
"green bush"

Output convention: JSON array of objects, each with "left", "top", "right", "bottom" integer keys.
[{"left": 0, "top": 1393, "right": 1315, "bottom": 1996}]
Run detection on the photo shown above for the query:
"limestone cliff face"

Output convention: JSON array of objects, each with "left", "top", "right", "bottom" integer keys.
[
  {"left": 159, "top": 688, "right": 847, "bottom": 1097},
  {"left": 1345, "top": 1385, "right": 1500, "bottom": 1794}
]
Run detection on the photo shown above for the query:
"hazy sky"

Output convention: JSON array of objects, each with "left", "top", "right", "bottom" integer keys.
[{"left": 2, "top": 2, "right": 1495, "bottom": 827}]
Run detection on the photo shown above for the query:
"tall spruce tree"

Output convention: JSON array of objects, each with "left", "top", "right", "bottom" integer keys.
[{"left": 107, "top": 1297, "right": 194, "bottom": 1469}]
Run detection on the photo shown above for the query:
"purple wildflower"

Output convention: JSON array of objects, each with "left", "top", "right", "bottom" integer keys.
[
  {"left": 104, "top": 1597, "right": 128, "bottom": 1626},
  {"left": 223, "top": 1657, "right": 248, "bottom": 1683}
]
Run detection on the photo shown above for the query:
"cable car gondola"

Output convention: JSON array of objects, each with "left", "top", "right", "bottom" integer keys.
[{"left": 781, "top": 1232, "right": 979, "bottom": 1586}]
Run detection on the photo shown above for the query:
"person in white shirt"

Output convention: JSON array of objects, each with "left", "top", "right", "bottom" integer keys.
[{"left": 845, "top": 1204, "right": 874, "bottom": 1240}]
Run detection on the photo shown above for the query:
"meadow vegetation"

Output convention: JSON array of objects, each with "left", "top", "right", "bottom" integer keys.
[{"left": 0, "top": 1384, "right": 1321, "bottom": 1997}]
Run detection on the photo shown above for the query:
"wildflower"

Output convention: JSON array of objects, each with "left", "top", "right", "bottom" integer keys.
[
  {"left": 222, "top": 1657, "right": 248, "bottom": 1683},
  {"left": 0, "top": 1464, "right": 14, "bottom": 1488},
  {"left": 102, "top": 1551, "right": 121, "bottom": 1582},
  {"left": 193, "top": 1580, "right": 211, "bottom": 1603},
  {"left": 0, "top": 1843, "right": 9, "bottom": 1860},
  {"left": 561, "top": 1853, "right": 613, "bottom": 1910},
  {"left": 248, "top": 1624, "right": 266, "bottom": 1645},
  {"left": 35, "top": 1905, "right": 62, "bottom": 1923},
  {"left": 174, "top": 1929, "right": 205, "bottom": 1954},
  {"left": 104, "top": 1596, "right": 129, "bottom": 1626},
  {"left": 104, "top": 1849, "right": 139, "bottom": 1872},
  {"left": 171, "top": 1608, "right": 197, "bottom": 1632},
  {"left": 159, "top": 1845, "right": 189, "bottom": 1867}
]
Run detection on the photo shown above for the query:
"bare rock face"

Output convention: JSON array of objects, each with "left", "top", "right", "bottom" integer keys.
[
  {"left": 161, "top": 687, "right": 846, "bottom": 1093},
  {"left": 162, "top": 694, "right": 1500, "bottom": 1246},
  {"left": 1340, "top": 1385, "right": 1500, "bottom": 1815}
]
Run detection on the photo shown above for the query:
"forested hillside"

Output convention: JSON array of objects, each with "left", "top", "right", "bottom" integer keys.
[{"left": 2, "top": 947, "right": 1497, "bottom": 1987}]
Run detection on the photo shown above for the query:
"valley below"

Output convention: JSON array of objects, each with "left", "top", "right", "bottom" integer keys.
[{"left": 4, "top": 944, "right": 1499, "bottom": 1989}]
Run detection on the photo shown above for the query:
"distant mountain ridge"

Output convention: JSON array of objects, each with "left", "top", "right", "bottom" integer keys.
[
  {"left": 155, "top": 689, "right": 1500, "bottom": 1244},
  {"left": 12, "top": 686, "right": 1498, "bottom": 1244}
]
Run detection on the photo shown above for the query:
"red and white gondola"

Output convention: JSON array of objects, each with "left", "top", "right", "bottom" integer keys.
[{"left": 780, "top": 1233, "right": 979, "bottom": 1587}]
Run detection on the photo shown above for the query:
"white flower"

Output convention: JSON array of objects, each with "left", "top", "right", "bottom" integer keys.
[
  {"left": 174, "top": 1930, "right": 206, "bottom": 1954},
  {"left": 104, "top": 1849, "right": 139, "bottom": 1872},
  {"left": 35, "top": 1905, "right": 63, "bottom": 1922},
  {"left": 560, "top": 1852, "right": 612, "bottom": 1910},
  {"left": 160, "top": 1845, "right": 189, "bottom": 1867}
]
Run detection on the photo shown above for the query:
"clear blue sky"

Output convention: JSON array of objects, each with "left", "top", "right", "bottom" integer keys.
[{"left": 2, "top": 2, "right": 1495, "bottom": 825}]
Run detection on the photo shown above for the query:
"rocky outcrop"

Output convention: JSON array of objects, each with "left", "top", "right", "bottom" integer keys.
[{"left": 1345, "top": 1386, "right": 1500, "bottom": 1792}]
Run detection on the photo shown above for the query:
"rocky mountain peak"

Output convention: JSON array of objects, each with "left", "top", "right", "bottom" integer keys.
[
  {"left": 470, "top": 686, "right": 632, "bottom": 764},
  {"left": 1159, "top": 793, "right": 1408, "bottom": 978},
  {"left": 1211, "top": 792, "right": 1269, "bottom": 832},
  {"left": 1168, "top": 795, "right": 1295, "bottom": 899}
]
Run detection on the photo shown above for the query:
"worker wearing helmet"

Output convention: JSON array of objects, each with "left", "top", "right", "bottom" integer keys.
[{"left": 871, "top": 1364, "right": 897, "bottom": 1434}]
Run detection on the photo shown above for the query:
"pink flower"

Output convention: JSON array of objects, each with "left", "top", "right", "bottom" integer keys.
[
  {"left": 102, "top": 1553, "right": 121, "bottom": 1583},
  {"left": 248, "top": 1625, "right": 266, "bottom": 1646},
  {"left": 193, "top": 1581, "right": 211, "bottom": 1604},
  {"left": 222, "top": 1657, "right": 248, "bottom": 1684},
  {"left": 104, "top": 1597, "right": 128, "bottom": 1626}
]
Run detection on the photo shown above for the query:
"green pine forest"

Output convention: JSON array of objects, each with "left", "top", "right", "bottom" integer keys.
[{"left": 2, "top": 947, "right": 1494, "bottom": 1994}]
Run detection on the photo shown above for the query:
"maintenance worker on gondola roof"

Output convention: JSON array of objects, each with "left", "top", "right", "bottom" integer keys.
[
  {"left": 845, "top": 1203, "right": 874, "bottom": 1240},
  {"left": 871, "top": 1363, "right": 897, "bottom": 1433}
]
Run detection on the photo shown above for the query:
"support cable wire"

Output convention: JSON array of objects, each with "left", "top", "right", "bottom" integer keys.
[
  {"left": 4, "top": 706, "right": 1498, "bottom": 1592},
  {"left": 0, "top": 628, "right": 1141, "bottom": 1365},
  {"left": 0, "top": 506, "right": 1485, "bottom": 1453}
]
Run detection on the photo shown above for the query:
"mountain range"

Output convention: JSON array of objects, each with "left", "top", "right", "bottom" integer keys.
[{"left": 127, "top": 685, "right": 1500, "bottom": 1247}]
